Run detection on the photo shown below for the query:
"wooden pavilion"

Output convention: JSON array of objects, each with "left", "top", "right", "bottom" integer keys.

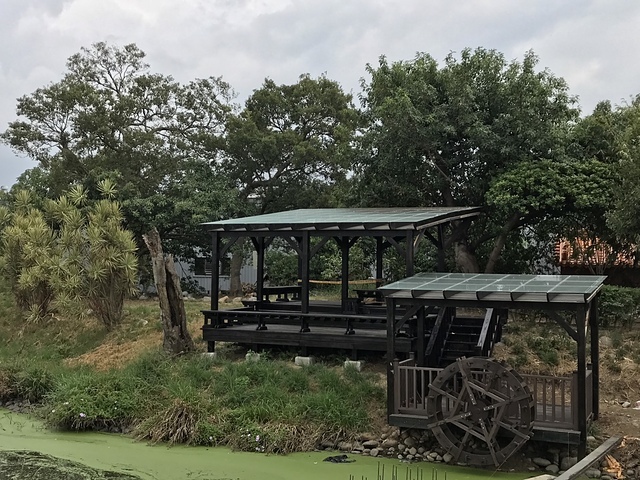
[
  {"left": 200, "top": 207, "right": 481, "bottom": 357},
  {"left": 380, "top": 273, "right": 606, "bottom": 462}
]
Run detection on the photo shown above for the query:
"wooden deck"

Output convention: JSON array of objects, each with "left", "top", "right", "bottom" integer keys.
[{"left": 202, "top": 300, "right": 415, "bottom": 356}]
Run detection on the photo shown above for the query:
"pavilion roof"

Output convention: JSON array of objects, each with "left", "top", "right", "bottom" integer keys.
[
  {"left": 202, "top": 207, "right": 482, "bottom": 233},
  {"left": 380, "top": 272, "right": 606, "bottom": 304}
]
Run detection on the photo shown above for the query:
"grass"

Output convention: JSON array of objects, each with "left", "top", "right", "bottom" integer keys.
[{"left": 0, "top": 279, "right": 385, "bottom": 453}]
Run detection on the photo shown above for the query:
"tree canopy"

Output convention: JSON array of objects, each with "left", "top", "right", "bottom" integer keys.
[
  {"left": 2, "top": 42, "right": 237, "bottom": 259},
  {"left": 352, "top": 48, "right": 617, "bottom": 272},
  {"left": 1, "top": 42, "right": 636, "bottom": 278}
]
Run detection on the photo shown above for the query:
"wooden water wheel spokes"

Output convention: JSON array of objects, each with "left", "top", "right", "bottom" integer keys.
[{"left": 426, "top": 357, "right": 535, "bottom": 467}]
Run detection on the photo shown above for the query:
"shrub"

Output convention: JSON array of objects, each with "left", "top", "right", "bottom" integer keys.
[
  {"left": 598, "top": 285, "right": 640, "bottom": 328},
  {"left": 45, "top": 370, "right": 145, "bottom": 431}
]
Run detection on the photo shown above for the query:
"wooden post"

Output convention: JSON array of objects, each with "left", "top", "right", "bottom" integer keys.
[
  {"left": 300, "top": 232, "right": 310, "bottom": 314},
  {"left": 437, "top": 224, "right": 445, "bottom": 272},
  {"left": 210, "top": 232, "right": 220, "bottom": 311},
  {"left": 340, "top": 237, "right": 349, "bottom": 312},
  {"left": 589, "top": 296, "right": 599, "bottom": 420},
  {"left": 416, "top": 305, "right": 425, "bottom": 366},
  {"left": 376, "top": 237, "right": 384, "bottom": 284},
  {"left": 576, "top": 305, "right": 587, "bottom": 459},
  {"left": 405, "top": 230, "right": 415, "bottom": 277},
  {"left": 255, "top": 236, "right": 265, "bottom": 304},
  {"left": 387, "top": 297, "right": 396, "bottom": 419}
]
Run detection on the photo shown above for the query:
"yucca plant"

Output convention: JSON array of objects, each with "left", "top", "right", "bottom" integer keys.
[
  {"left": 0, "top": 191, "right": 58, "bottom": 321},
  {"left": 48, "top": 180, "right": 138, "bottom": 329}
]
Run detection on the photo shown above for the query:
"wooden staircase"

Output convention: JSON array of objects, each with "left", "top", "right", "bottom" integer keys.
[{"left": 424, "top": 307, "right": 506, "bottom": 367}]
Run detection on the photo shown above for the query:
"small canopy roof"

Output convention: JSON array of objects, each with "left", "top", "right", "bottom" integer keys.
[
  {"left": 380, "top": 272, "right": 606, "bottom": 304},
  {"left": 202, "top": 207, "right": 482, "bottom": 233}
]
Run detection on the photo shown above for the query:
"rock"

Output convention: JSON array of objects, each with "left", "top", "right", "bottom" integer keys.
[
  {"left": 435, "top": 454, "right": 443, "bottom": 462},
  {"left": 546, "top": 464, "right": 560, "bottom": 474},
  {"left": 370, "top": 448, "right": 379, "bottom": 458},
  {"left": 533, "top": 458, "right": 552, "bottom": 467},
  {"left": 528, "top": 467, "right": 538, "bottom": 472},
  {"left": 585, "top": 469, "right": 601, "bottom": 478},
  {"left": 338, "top": 441, "right": 352, "bottom": 451},
  {"left": 320, "top": 439, "right": 335, "bottom": 449},
  {"left": 408, "top": 447, "right": 417, "bottom": 456},
  {"left": 418, "top": 447, "right": 425, "bottom": 454},
  {"left": 622, "top": 401, "right": 631, "bottom": 408},
  {"left": 232, "top": 297, "right": 242, "bottom": 303},
  {"left": 427, "top": 452, "right": 438, "bottom": 460},
  {"left": 381, "top": 439, "right": 398, "bottom": 449},
  {"left": 443, "top": 453, "right": 453, "bottom": 463},
  {"left": 344, "top": 360, "right": 363, "bottom": 372},
  {"left": 362, "top": 440, "right": 378, "bottom": 448},
  {"left": 561, "top": 457, "right": 578, "bottom": 471},
  {"left": 218, "top": 295, "right": 229, "bottom": 303},
  {"left": 294, "top": 356, "right": 316, "bottom": 366},
  {"left": 403, "top": 437, "right": 416, "bottom": 448},
  {"left": 397, "top": 444, "right": 406, "bottom": 452}
]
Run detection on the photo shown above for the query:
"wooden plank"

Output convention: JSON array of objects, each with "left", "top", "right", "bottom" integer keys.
[{"left": 555, "top": 436, "right": 622, "bottom": 480}]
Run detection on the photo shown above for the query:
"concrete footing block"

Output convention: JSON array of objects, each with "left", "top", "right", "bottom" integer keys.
[
  {"left": 294, "top": 356, "right": 316, "bottom": 366},
  {"left": 344, "top": 360, "right": 363, "bottom": 371},
  {"left": 245, "top": 352, "right": 262, "bottom": 362}
]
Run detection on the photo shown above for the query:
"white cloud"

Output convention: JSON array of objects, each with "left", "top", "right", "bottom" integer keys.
[{"left": 1, "top": 0, "right": 639, "bottom": 187}]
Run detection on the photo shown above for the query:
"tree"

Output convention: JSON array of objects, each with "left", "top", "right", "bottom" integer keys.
[
  {"left": 1, "top": 42, "right": 236, "bottom": 258},
  {"left": 353, "top": 48, "right": 598, "bottom": 272},
  {"left": 222, "top": 74, "right": 361, "bottom": 294},
  {"left": 599, "top": 97, "right": 640, "bottom": 245}
]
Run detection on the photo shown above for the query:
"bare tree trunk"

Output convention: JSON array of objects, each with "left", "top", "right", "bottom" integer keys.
[
  {"left": 143, "top": 228, "right": 195, "bottom": 355},
  {"left": 455, "top": 242, "right": 481, "bottom": 273},
  {"left": 484, "top": 213, "right": 521, "bottom": 273}
]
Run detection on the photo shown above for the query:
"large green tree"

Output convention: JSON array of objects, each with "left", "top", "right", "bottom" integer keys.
[
  {"left": 600, "top": 97, "right": 640, "bottom": 247},
  {"left": 224, "top": 74, "right": 361, "bottom": 213},
  {"left": 353, "top": 48, "right": 609, "bottom": 272},
  {"left": 1, "top": 42, "right": 236, "bottom": 259},
  {"left": 221, "top": 74, "right": 361, "bottom": 294}
]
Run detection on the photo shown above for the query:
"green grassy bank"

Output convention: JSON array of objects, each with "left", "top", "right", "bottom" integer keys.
[{"left": 0, "top": 281, "right": 385, "bottom": 453}]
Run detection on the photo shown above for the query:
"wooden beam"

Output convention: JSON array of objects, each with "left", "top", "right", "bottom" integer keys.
[
  {"left": 310, "top": 236, "right": 331, "bottom": 256},
  {"left": 548, "top": 311, "right": 578, "bottom": 341},
  {"left": 555, "top": 436, "right": 622, "bottom": 480},
  {"left": 220, "top": 237, "right": 240, "bottom": 257}
]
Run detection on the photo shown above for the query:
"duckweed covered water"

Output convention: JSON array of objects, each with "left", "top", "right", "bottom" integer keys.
[{"left": 0, "top": 410, "right": 530, "bottom": 480}]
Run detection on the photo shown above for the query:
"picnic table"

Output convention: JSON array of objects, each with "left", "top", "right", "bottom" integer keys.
[{"left": 261, "top": 285, "right": 302, "bottom": 302}]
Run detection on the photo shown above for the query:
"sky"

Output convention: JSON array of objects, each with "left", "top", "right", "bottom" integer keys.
[{"left": 1, "top": 0, "right": 639, "bottom": 189}]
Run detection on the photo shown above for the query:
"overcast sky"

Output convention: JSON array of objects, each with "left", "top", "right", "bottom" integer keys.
[{"left": 1, "top": 0, "right": 639, "bottom": 189}]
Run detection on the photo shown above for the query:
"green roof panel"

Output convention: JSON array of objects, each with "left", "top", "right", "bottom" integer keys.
[
  {"left": 202, "top": 207, "right": 482, "bottom": 232},
  {"left": 380, "top": 273, "right": 606, "bottom": 304}
]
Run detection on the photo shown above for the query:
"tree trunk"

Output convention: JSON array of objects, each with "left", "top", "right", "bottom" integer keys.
[
  {"left": 484, "top": 213, "right": 522, "bottom": 274},
  {"left": 143, "top": 228, "right": 195, "bottom": 355},
  {"left": 455, "top": 242, "right": 481, "bottom": 273}
]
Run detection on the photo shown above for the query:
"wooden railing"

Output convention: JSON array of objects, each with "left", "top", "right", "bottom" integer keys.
[{"left": 393, "top": 360, "right": 593, "bottom": 430}]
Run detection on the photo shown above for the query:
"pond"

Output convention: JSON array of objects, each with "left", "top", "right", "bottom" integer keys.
[{"left": 0, "top": 409, "right": 531, "bottom": 480}]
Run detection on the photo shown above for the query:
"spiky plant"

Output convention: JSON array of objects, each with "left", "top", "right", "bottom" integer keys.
[
  {"left": 48, "top": 180, "right": 138, "bottom": 329},
  {"left": 0, "top": 190, "right": 58, "bottom": 321}
]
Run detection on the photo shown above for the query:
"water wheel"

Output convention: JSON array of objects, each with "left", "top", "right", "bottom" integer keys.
[{"left": 426, "top": 357, "right": 535, "bottom": 467}]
